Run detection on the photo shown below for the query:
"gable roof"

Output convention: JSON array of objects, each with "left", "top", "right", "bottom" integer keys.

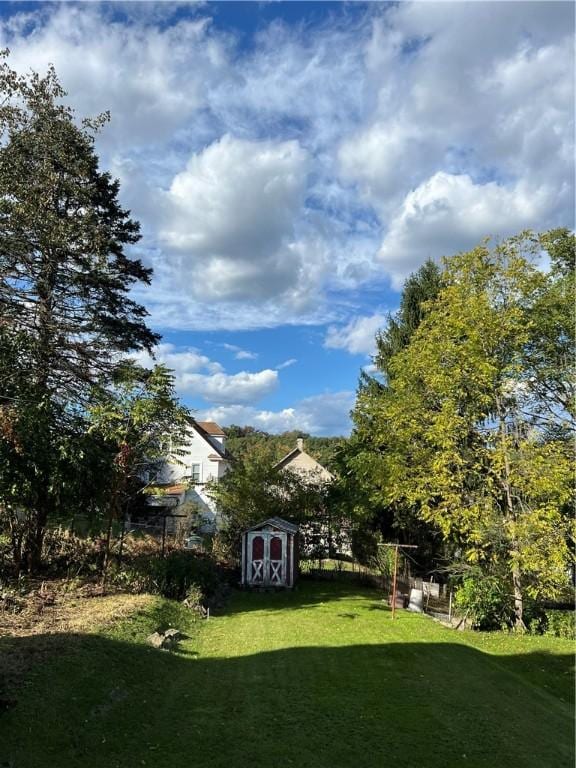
[
  {"left": 197, "top": 421, "right": 226, "bottom": 436},
  {"left": 188, "top": 419, "right": 231, "bottom": 460},
  {"left": 248, "top": 516, "right": 299, "bottom": 534},
  {"left": 274, "top": 441, "right": 333, "bottom": 480}
]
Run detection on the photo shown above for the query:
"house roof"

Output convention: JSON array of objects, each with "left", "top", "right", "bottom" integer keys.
[
  {"left": 274, "top": 440, "right": 333, "bottom": 480},
  {"left": 196, "top": 421, "right": 226, "bottom": 436},
  {"left": 190, "top": 420, "right": 231, "bottom": 461},
  {"left": 248, "top": 516, "right": 299, "bottom": 534},
  {"left": 145, "top": 483, "right": 187, "bottom": 495}
]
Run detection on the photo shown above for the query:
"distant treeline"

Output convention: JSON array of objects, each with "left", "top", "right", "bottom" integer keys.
[{"left": 222, "top": 426, "right": 346, "bottom": 473}]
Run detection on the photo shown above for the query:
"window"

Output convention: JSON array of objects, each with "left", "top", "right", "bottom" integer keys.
[{"left": 189, "top": 463, "right": 201, "bottom": 483}]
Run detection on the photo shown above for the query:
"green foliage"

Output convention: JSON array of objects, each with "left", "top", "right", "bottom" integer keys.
[
  {"left": 0, "top": 53, "right": 159, "bottom": 572},
  {"left": 223, "top": 427, "right": 345, "bottom": 473},
  {"left": 526, "top": 606, "right": 576, "bottom": 640},
  {"left": 539, "top": 610, "right": 575, "bottom": 640},
  {"left": 346, "top": 259, "right": 446, "bottom": 572},
  {"left": 353, "top": 231, "right": 574, "bottom": 626},
  {"left": 111, "top": 551, "right": 222, "bottom": 602},
  {"left": 209, "top": 449, "right": 345, "bottom": 560},
  {"left": 374, "top": 259, "right": 443, "bottom": 379},
  {"left": 88, "top": 362, "right": 190, "bottom": 508},
  {"left": 455, "top": 572, "right": 514, "bottom": 630}
]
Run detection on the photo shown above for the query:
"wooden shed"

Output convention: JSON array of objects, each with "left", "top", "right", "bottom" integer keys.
[{"left": 241, "top": 517, "right": 299, "bottom": 588}]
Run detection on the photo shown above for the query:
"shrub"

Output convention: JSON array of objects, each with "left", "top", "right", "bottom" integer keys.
[
  {"left": 111, "top": 550, "right": 222, "bottom": 602},
  {"left": 527, "top": 608, "right": 575, "bottom": 639},
  {"left": 41, "top": 527, "right": 102, "bottom": 576},
  {"left": 543, "top": 609, "right": 575, "bottom": 639},
  {"left": 454, "top": 573, "right": 514, "bottom": 630}
]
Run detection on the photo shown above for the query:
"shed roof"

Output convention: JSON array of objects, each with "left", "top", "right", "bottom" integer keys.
[{"left": 247, "top": 516, "right": 299, "bottom": 534}]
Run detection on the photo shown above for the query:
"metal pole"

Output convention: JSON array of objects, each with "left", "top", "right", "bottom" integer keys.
[
  {"left": 391, "top": 544, "right": 399, "bottom": 619},
  {"left": 161, "top": 515, "right": 167, "bottom": 558}
]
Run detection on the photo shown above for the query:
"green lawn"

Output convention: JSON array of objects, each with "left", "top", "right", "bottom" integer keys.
[{"left": 1, "top": 580, "right": 573, "bottom": 768}]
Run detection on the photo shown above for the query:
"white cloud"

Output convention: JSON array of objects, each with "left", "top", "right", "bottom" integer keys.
[
  {"left": 324, "top": 314, "right": 387, "bottom": 356},
  {"left": 200, "top": 390, "right": 354, "bottom": 436},
  {"left": 181, "top": 369, "right": 278, "bottom": 405},
  {"left": 133, "top": 342, "right": 222, "bottom": 376},
  {"left": 276, "top": 359, "right": 297, "bottom": 370},
  {"left": 133, "top": 343, "right": 277, "bottom": 405},
  {"left": 378, "top": 172, "right": 558, "bottom": 288},
  {"left": 340, "top": 2, "right": 574, "bottom": 279},
  {"left": 0, "top": 7, "right": 228, "bottom": 151},
  {"left": 1, "top": 2, "right": 572, "bottom": 331},
  {"left": 221, "top": 344, "right": 258, "bottom": 361},
  {"left": 153, "top": 134, "right": 321, "bottom": 307}
]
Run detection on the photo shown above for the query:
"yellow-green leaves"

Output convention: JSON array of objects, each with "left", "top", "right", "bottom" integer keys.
[{"left": 356, "top": 232, "right": 574, "bottom": 614}]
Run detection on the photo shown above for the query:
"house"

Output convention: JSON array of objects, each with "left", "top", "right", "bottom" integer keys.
[
  {"left": 144, "top": 420, "right": 231, "bottom": 534},
  {"left": 273, "top": 438, "right": 334, "bottom": 483},
  {"left": 272, "top": 438, "right": 351, "bottom": 558}
]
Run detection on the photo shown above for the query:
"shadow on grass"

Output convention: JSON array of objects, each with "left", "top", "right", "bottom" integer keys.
[{"left": 0, "top": 630, "right": 573, "bottom": 768}]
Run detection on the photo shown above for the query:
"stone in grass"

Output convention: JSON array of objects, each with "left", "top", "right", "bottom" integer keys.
[
  {"left": 146, "top": 632, "right": 166, "bottom": 649},
  {"left": 146, "top": 627, "right": 183, "bottom": 650}
]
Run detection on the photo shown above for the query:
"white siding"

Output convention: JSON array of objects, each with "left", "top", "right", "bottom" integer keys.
[{"left": 158, "top": 424, "right": 230, "bottom": 530}]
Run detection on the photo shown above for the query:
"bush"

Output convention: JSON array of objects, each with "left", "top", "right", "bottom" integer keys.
[
  {"left": 454, "top": 573, "right": 514, "bottom": 630},
  {"left": 41, "top": 527, "right": 102, "bottom": 576},
  {"left": 527, "top": 608, "right": 575, "bottom": 639},
  {"left": 111, "top": 550, "right": 222, "bottom": 603},
  {"left": 543, "top": 609, "right": 575, "bottom": 639}
]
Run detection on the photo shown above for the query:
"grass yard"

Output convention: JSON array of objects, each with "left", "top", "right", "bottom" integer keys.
[{"left": 1, "top": 580, "right": 573, "bottom": 768}]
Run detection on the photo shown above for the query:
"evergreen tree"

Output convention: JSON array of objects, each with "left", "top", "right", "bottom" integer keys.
[{"left": 0, "top": 54, "right": 158, "bottom": 570}]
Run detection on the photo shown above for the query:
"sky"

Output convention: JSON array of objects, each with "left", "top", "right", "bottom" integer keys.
[{"left": 2, "top": 1, "right": 574, "bottom": 435}]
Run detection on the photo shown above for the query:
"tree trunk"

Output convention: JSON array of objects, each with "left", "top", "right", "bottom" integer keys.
[
  {"left": 496, "top": 399, "right": 526, "bottom": 631},
  {"left": 511, "top": 558, "right": 525, "bottom": 630},
  {"left": 21, "top": 491, "right": 51, "bottom": 574}
]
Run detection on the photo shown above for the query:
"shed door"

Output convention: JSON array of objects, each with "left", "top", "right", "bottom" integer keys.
[
  {"left": 246, "top": 531, "right": 287, "bottom": 585},
  {"left": 268, "top": 533, "right": 286, "bottom": 586},
  {"left": 248, "top": 533, "right": 265, "bottom": 584}
]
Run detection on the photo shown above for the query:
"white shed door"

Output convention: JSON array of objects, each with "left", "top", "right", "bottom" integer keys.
[{"left": 247, "top": 531, "right": 287, "bottom": 585}]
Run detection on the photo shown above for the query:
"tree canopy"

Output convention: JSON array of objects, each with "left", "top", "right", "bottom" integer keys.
[{"left": 348, "top": 230, "right": 574, "bottom": 627}]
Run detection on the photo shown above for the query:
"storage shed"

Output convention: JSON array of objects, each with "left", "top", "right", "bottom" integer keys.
[{"left": 241, "top": 517, "right": 299, "bottom": 588}]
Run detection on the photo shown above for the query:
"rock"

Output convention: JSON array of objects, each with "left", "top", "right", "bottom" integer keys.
[
  {"left": 146, "top": 632, "right": 165, "bottom": 649},
  {"left": 146, "top": 628, "right": 183, "bottom": 650}
]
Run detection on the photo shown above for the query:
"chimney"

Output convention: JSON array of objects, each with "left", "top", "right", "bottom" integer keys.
[{"left": 296, "top": 438, "right": 304, "bottom": 451}]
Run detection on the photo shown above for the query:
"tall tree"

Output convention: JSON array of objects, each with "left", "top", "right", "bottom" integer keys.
[
  {"left": 377, "top": 233, "right": 573, "bottom": 627},
  {"left": 0, "top": 54, "right": 158, "bottom": 569},
  {"left": 346, "top": 260, "right": 444, "bottom": 567}
]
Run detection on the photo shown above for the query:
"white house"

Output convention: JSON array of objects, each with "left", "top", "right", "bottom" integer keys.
[{"left": 146, "top": 420, "right": 231, "bottom": 533}]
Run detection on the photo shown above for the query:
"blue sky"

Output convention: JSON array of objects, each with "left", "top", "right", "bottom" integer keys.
[{"left": 2, "top": 1, "right": 574, "bottom": 434}]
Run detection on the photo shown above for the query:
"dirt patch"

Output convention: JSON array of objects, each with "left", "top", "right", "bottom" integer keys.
[{"left": 0, "top": 580, "right": 153, "bottom": 638}]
